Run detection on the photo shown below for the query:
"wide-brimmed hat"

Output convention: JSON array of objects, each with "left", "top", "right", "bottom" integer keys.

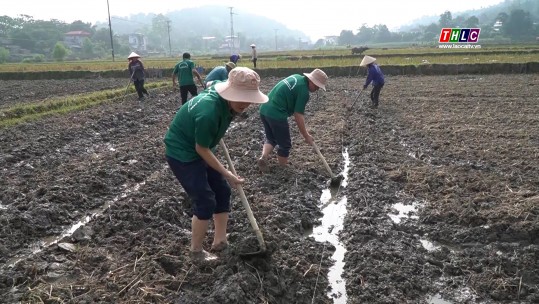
[
  {"left": 360, "top": 55, "right": 376, "bottom": 67},
  {"left": 127, "top": 52, "right": 140, "bottom": 59},
  {"left": 250, "top": 44, "right": 256, "bottom": 47},
  {"left": 303, "top": 68, "right": 328, "bottom": 91},
  {"left": 225, "top": 62, "right": 236, "bottom": 69},
  {"left": 215, "top": 67, "right": 268, "bottom": 104}
]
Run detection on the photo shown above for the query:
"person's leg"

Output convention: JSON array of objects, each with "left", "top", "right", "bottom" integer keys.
[
  {"left": 258, "top": 115, "right": 276, "bottom": 172},
  {"left": 259, "top": 114, "right": 276, "bottom": 159},
  {"left": 370, "top": 87, "right": 375, "bottom": 104},
  {"left": 166, "top": 156, "right": 216, "bottom": 253},
  {"left": 271, "top": 119, "right": 292, "bottom": 166},
  {"left": 191, "top": 217, "right": 209, "bottom": 252},
  {"left": 188, "top": 84, "right": 198, "bottom": 100},
  {"left": 180, "top": 86, "right": 188, "bottom": 105},
  {"left": 372, "top": 84, "right": 384, "bottom": 107},
  {"left": 134, "top": 80, "right": 144, "bottom": 98},
  {"left": 253, "top": 58, "right": 257, "bottom": 68},
  {"left": 140, "top": 79, "right": 149, "bottom": 96},
  {"left": 206, "top": 166, "right": 231, "bottom": 249}
]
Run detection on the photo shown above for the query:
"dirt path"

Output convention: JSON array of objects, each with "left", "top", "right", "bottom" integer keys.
[{"left": 0, "top": 74, "right": 537, "bottom": 303}]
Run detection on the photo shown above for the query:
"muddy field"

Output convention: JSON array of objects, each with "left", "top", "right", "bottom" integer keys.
[{"left": 0, "top": 73, "right": 538, "bottom": 303}]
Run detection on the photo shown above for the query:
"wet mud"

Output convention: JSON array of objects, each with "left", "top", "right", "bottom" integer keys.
[{"left": 0, "top": 74, "right": 538, "bottom": 303}]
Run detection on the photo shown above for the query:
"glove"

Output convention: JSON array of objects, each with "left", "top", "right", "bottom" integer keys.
[{"left": 363, "top": 85, "right": 368, "bottom": 90}]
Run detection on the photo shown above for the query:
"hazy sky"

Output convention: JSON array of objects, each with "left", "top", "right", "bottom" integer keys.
[{"left": 4, "top": 0, "right": 505, "bottom": 41}]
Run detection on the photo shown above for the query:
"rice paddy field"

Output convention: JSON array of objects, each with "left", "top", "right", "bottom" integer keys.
[{"left": 0, "top": 46, "right": 538, "bottom": 303}]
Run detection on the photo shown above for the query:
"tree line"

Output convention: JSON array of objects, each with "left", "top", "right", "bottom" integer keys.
[
  {"left": 334, "top": 8, "right": 538, "bottom": 46},
  {"left": 0, "top": 2, "right": 537, "bottom": 63}
]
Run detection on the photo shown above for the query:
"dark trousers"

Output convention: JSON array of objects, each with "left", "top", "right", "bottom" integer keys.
[
  {"left": 166, "top": 156, "right": 231, "bottom": 220},
  {"left": 180, "top": 84, "right": 198, "bottom": 105},
  {"left": 260, "top": 114, "right": 292, "bottom": 157},
  {"left": 370, "top": 83, "right": 384, "bottom": 107},
  {"left": 134, "top": 79, "right": 148, "bottom": 98},
  {"left": 252, "top": 58, "right": 257, "bottom": 68}
]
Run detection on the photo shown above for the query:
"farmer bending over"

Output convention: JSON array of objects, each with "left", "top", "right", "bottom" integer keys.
[
  {"left": 257, "top": 68, "right": 328, "bottom": 173},
  {"left": 204, "top": 62, "right": 235, "bottom": 87},
  {"left": 164, "top": 67, "right": 268, "bottom": 262}
]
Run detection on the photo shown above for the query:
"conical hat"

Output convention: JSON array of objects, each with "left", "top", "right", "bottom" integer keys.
[
  {"left": 128, "top": 52, "right": 140, "bottom": 59},
  {"left": 360, "top": 55, "right": 376, "bottom": 67}
]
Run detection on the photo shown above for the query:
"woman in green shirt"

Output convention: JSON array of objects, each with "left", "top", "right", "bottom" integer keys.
[
  {"left": 257, "top": 69, "right": 328, "bottom": 173},
  {"left": 164, "top": 67, "right": 268, "bottom": 262}
]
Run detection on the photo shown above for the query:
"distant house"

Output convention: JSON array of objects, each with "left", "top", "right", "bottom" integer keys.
[
  {"left": 493, "top": 20, "right": 503, "bottom": 32},
  {"left": 128, "top": 33, "right": 147, "bottom": 53},
  {"left": 64, "top": 31, "right": 91, "bottom": 49},
  {"left": 323, "top": 36, "right": 339, "bottom": 46}
]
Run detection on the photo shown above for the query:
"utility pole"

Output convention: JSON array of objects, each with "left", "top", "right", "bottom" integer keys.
[
  {"left": 229, "top": 7, "right": 235, "bottom": 54},
  {"left": 274, "top": 29, "right": 279, "bottom": 51},
  {"left": 106, "top": 0, "right": 115, "bottom": 61},
  {"left": 166, "top": 20, "right": 172, "bottom": 57}
]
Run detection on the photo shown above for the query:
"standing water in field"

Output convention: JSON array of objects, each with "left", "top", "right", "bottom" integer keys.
[{"left": 311, "top": 148, "right": 350, "bottom": 303}]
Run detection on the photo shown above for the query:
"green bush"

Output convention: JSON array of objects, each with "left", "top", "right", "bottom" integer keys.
[{"left": 0, "top": 47, "right": 9, "bottom": 64}]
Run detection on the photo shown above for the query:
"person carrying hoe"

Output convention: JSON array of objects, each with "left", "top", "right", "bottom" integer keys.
[{"left": 164, "top": 67, "right": 268, "bottom": 262}]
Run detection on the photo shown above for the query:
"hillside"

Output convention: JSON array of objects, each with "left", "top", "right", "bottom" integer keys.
[
  {"left": 399, "top": 0, "right": 539, "bottom": 31},
  {"left": 95, "top": 5, "right": 309, "bottom": 52}
]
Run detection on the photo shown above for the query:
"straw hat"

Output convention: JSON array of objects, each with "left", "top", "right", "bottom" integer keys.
[
  {"left": 303, "top": 69, "right": 328, "bottom": 91},
  {"left": 250, "top": 44, "right": 256, "bottom": 47},
  {"left": 215, "top": 67, "right": 268, "bottom": 104},
  {"left": 360, "top": 55, "right": 376, "bottom": 67},
  {"left": 225, "top": 62, "right": 236, "bottom": 69},
  {"left": 127, "top": 52, "right": 140, "bottom": 59}
]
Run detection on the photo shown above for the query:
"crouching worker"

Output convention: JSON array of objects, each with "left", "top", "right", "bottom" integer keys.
[{"left": 164, "top": 67, "right": 268, "bottom": 262}]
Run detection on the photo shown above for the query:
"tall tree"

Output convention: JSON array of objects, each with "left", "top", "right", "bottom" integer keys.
[
  {"left": 356, "top": 24, "right": 374, "bottom": 43},
  {"left": 52, "top": 42, "right": 68, "bottom": 61},
  {"left": 68, "top": 20, "right": 95, "bottom": 35},
  {"left": 374, "top": 24, "right": 391, "bottom": 42},
  {"left": 423, "top": 23, "right": 440, "bottom": 41},
  {"left": 150, "top": 14, "right": 170, "bottom": 49},
  {"left": 503, "top": 9, "right": 533, "bottom": 39},
  {"left": 439, "top": 11, "right": 453, "bottom": 28},
  {"left": 82, "top": 37, "right": 94, "bottom": 59},
  {"left": 0, "top": 47, "right": 9, "bottom": 63},
  {"left": 495, "top": 12, "right": 509, "bottom": 24},
  {"left": 465, "top": 16, "right": 480, "bottom": 28},
  {"left": 338, "top": 30, "right": 356, "bottom": 45}
]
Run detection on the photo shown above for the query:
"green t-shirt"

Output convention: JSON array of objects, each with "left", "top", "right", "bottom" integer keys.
[
  {"left": 164, "top": 89, "right": 233, "bottom": 162},
  {"left": 259, "top": 74, "right": 310, "bottom": 121},
  {"left": 173, "top": 59, "right": 196, "bottom": 86}
]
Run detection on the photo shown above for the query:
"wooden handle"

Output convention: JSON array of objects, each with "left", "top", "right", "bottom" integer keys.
[
  {"left": 219, "top": 139, "right": 266, "bottom": 251},
  {"left": 312, "top": 142, "right": 335, "bottom": 178}
]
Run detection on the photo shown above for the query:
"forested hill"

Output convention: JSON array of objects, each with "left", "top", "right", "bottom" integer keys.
[
  {"left": 95, "top": 5, "right": 309, "bottom": 51},
  {"left": 399, "top": 0, "right": 539, "bottom": 31}
]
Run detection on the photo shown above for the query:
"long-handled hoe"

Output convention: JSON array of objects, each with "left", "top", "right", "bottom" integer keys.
[
  {"left": 123, "top": 70, "right": 135, "bottom": 99},
  {"left": 219, "top": 139, "right": 267, "bottom": 257},
  {"left": 312, "top": 141, "right": 344, "bottom": 188}
]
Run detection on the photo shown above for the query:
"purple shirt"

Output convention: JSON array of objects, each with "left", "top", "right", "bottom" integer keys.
[{"left": 365, "top": 64, "right": 385, "bottom": 86}]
